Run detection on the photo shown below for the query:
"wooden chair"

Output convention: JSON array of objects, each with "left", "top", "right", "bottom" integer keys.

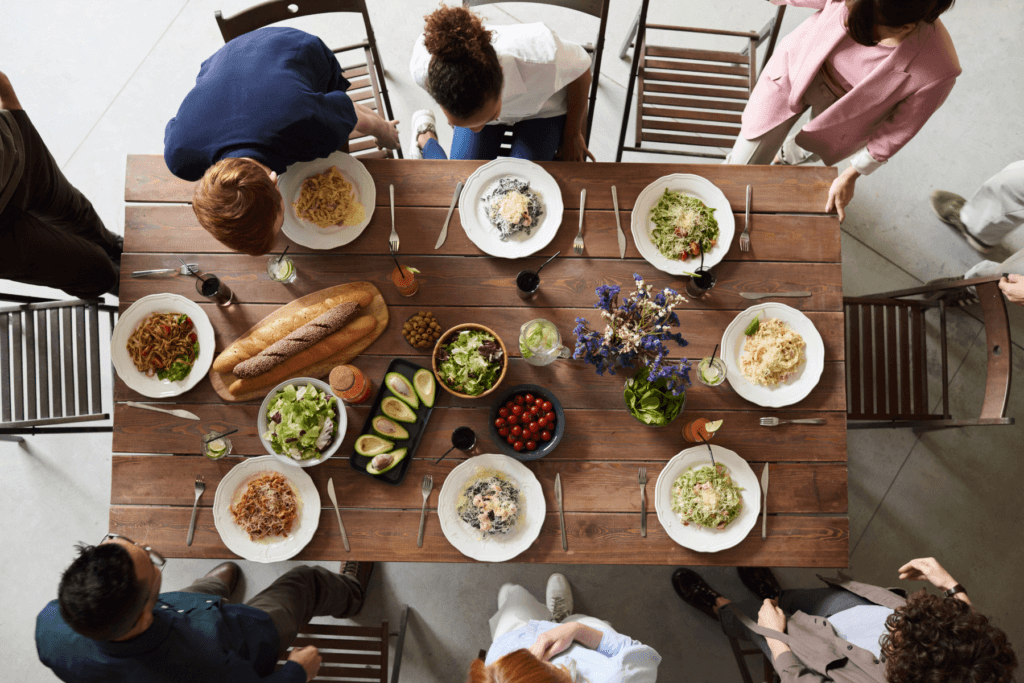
[
  {"left": 463, "top": 0, "right": 611, "bottom": 149},
  {"left": 615, "top": 2, "right": 786, "bottom": 161},
  {"left": 0, "top": 295, "right": 118, "bottom": 441},
  {"left": 728, "top": 635, "right": 780, "bottom": 683},
  {"left": 278, "top": 606, "right": 409, "bottom": 682},
  {"left": 845, "top": 276, "right": 1013, "bottom": 430},
  {"left": 215, "top": 0, "right": 402, "bottom": 159}
]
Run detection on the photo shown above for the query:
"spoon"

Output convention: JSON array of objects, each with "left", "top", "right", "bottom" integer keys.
[{"left": 535, "top": 250, "right": 561, "bottom": 275}]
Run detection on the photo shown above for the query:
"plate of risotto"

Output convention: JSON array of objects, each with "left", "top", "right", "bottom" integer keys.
[{"left": 277, "top": 151, "right": 376, "bottom": 249}]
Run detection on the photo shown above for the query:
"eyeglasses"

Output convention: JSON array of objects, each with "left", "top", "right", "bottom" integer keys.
[{"left": 101, "top": 534, "right": 166, "bottom": 570}]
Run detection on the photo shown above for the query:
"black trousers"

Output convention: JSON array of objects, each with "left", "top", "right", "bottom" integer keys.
[{"left": 0, "top": 110, "right": 120, "bottom": 298}]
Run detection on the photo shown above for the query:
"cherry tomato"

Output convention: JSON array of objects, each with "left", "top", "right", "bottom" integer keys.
[
  {"left": 525, "top": 440, "right": 537, "bottom": 450},
  {"left": 513, "top": 405, "right": 524, "bottom": 416},
  {"left": 529, "top": 405, "right": 540, "bottom": 415},
  {"left": 493, "top": 418, "right": 505, "bottom": 428},
  {"left": 507, "top": 435, "right": 516, "bottom": 445},
  {"left": 507, "top": 414, "right": 519, "bottom": 425},
  {"left": 524, "top": 393, "right": 535, "bottom": 403},
  {"left": 506, "top": 400, "right": 516, "bottom": 409},
  {"left": 537, "top": 417, "right": 548, "bottom": 428},
  {"left": 528, "top": 421, "right": 540, "bottom": 433},
  {"left": 541, "top": 430, "right": 552, "bottom": 441},
  {"left": 511, "top": 425, "right": 522, "bottom": 437},
  {"left": 545, "top": 412, "right": 556, "bottom": 423},
  {"left": 513, "top": 441, "right": 524, "bottom": 452},
  {"left": 498, "top": 407, "right": 509, "bottom": 418},
  {"left": 498, "top": 427, "right": 510, "bottom": 437},
  {"left": 535, "top": 395, "right": 546, "bottom": 405},
  {"left": 514, "top": 395, "right": 525, "bottom": 405},
  {"left": 541, "top": 401, "right": 553, "bottom": 412}
]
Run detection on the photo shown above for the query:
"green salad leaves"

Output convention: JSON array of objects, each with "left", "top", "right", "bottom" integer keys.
[
  {"left": 436, "top": 329, "right": 504, "bottom": 396},
  {"left": 650, "top": 189, "right": 719, "bottom": 261},
  {"left": 624, "top": 373, "right": 686, "bottom": 426},
  {"left": 263, "top": 383, "right": 338, "bottom": 461}
]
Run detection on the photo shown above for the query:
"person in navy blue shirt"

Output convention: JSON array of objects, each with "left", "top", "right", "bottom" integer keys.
[
  {"left": 164, "top": 27, "right": 398, "bottom": 255},
  {"left": 36, "top": 534, "right": 374, "bottom": 683}
]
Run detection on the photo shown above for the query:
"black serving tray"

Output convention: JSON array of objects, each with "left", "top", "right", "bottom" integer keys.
[{"left": 348, "top": 358, "right": 435, "bottom": 486}]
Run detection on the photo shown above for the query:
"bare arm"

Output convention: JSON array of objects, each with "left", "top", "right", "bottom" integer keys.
[
  {"left": 352, "top": 102, "right": 399, "bottom": 150},
  {"left": 557, "top": 70, "right": 595, "bottom": 162},
  {"left": 529, "top": 622, "right": 604, "bottom": 661},
  {"left": 0, "top": 71, "right": 23, "bottom": 110},
  {"left": 898, "top": 557, "right": 972, "bottom": 607}
]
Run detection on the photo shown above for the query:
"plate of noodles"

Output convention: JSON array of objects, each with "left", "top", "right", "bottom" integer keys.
[
  {"left": 111, "top": 293, "right": 215, "bottom": 398},
  {"left": 654, "top": 445, "right": 759, "bottom": 553},
  {"left": 437, "top": 453, "right": 545, "bottom": 562},
  {"left": 459, "top": 158, "right": 563, "bottom": 259},
  {"left": 277, "top": 151, "right": 376, "bottom": 250},
  {"left": 720, "top": 303, "right": 825, "bottom": 407},
  {"left": 213, "top": 456, "right": 320, "bottom": 563}
]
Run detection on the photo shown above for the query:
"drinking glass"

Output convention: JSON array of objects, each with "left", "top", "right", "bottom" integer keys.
[
  {"left": 202, "top": 434, "right": 232, "bottom": 460},
  {"left": 685, "top": 267, "right": 717, "bottom": 299},
  {"left": 267, "top": 255, "right": 297, "bottom": 283},
  {"left": 696, "top": 357, "right": 727, "bottom": 386},
  {"left": 519, "top": 319, "right": 571, "bottom": 366},
  {"left": 515, "top": 270, "right": 540, "bottom": 300},
  {"left": 452, "top": 426, "right": 476, "bottom": 452},
  {"left": 196, "top": 273, "right": 234, "bottom": 306}
]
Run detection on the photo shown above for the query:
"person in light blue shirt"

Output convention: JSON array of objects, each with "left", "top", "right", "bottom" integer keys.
[{"left": 470, "top": 573, "right": 661, "bottom": 682}]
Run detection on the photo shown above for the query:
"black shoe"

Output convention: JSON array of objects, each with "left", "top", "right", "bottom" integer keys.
[
  {"left": 737, "top": 567, "right": 782, "bottom": 601},
  {"left": 672, "top": 568, "right": 722, "bottom": 621},
  {"left": 205, "top": 561, "right": 242, "bottom": 596}
]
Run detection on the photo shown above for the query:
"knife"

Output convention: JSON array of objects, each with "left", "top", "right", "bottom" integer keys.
[
  {"left": 125, "top": 401, "right": 200, "bottom": 420},
  {"left": 326, "top": 478, "right": 351, "bottom": 552},
  {"left": 555, "top": 473, "right": 567, "bottom": 551},
  {"left": 740, "top": 292, "right": 812, "bottom": 300},
  {"left": 760, "top": 463, "right": 770, "bottom": 540},
  {"left": 611, "top": 186, "right": 626, "bottom": 258},
  {"left": 435, "top": 181, "right": 463, "bottom": 250}
]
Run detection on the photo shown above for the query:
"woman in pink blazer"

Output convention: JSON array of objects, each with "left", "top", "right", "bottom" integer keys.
[{"left": 729, "top": 0, "right": 960, "bottom": 221}]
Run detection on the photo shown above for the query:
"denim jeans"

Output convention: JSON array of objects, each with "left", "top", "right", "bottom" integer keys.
[{"left": 423, "top": 114, "right": 567, "bottom": 161}]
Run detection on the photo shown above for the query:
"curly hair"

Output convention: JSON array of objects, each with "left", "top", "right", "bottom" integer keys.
[
  {"left": 192, "top": 157, "right": 280, "bottom": 256},
  {"left": 423, "top": 5, "right": 503, "bottom": 120},
  {"left": 467, "top": 650, "right": 573, "bottom": 683},
  {"left": 881, "top": 590, "right": 1017, "bottom": 683},
  {"left": 845, "top": 0, "right": 955, "bottom": 46},
  {"left": 58, "top": 543, "right": 145, "bottom": 640}
]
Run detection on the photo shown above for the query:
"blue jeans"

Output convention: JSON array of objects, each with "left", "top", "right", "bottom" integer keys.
[{"left": 422, "top": 115, "right": 566, "bottom": 161}]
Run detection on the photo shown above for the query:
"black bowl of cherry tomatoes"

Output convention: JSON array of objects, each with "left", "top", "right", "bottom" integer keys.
[{"left": 488, "top": 383, "right": 565, "bottom": 461}]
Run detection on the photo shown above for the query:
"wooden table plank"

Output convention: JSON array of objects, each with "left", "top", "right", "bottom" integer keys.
[
  {"left": 125, "top": 204, "right": 842, "bottom": 264},
  {"left": 109, "top": 505, "right": 849, "bottom": 567},
  {"left": 111, "top": 455, "right": 847, "bottom": 514},
  {"left": 119, "top": 254, "right": 843, "bottom": 312},
  {"left": 126, "top": 156, "right": 838, "bottom": 215}
]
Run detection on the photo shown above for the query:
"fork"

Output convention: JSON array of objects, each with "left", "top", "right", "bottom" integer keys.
[
  {"left": 187, "top": 475, "right": 205, "bottom": 546},
  {"left": 417, "top": 474, "right": 433, "bottom": 548},
  {"left": 759, "top": 417, "right": 828, "bottom": 427},
  {"left": 739, "top": 185, "right": 752, "bottom": 252},
  {"left": 573, "top": 189, "right": 586, "bottom": 255},
  {"left": 638, "top": 467, "right": 647, "bottom": 538},
  {"left": 388, "top": 184, "right": 399, "bottom": 252},
  {"left": 130, "top": 264, "right": 199, "bottom": 278}
]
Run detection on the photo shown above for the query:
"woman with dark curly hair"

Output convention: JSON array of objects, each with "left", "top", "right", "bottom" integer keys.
[
  {"left": 407, "top": 5, "right": 594, "bottom": 162},
  {"left": 674, "top": 557, "right": 1017, "bottom": 683}
]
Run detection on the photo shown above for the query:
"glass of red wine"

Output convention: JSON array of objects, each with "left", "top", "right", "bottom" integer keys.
[
  {"left": 195, "top": 273, "right": 234, "bottom": 306},
  {"left": 685, "top": 267, "right": 717, "bottom": 299}
]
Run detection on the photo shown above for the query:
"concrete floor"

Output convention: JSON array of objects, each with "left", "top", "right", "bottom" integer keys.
[{"left": 2, "top": 1, "right": 1023, "bottom": 681}]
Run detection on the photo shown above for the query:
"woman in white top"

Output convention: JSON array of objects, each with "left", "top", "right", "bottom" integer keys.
[{"left": 408, "top": 6, "right": 594, "bottom": 162}]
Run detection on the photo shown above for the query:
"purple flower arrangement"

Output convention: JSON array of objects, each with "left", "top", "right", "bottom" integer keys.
[{"left": 572, "top": 274, "right": 691, "bottom": 395}]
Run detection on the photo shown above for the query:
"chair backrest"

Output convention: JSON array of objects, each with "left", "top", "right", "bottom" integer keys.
[
  {"left": 216, "top": 0, "right": 371, "bottom": 43},
  {"left": 279, "top": 622, "right": 389, "bottom": 682}
]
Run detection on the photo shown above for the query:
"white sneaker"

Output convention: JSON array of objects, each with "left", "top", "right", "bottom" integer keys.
[
  {"left": 546, "top": 573, "right": 573, "bottom": 622},
  {"left": 408, "top": 109, "right": 437, "bottom": 160}
]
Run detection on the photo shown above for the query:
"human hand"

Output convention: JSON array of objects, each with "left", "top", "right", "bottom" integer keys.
[
  {"left": 999, "top": 274, "right": 1024, "bottom": 306},
  {"left": 898, "top": 557, "right": 957, "bottom": 591},
  {"left": 374, "top": 119, "right": 400, "bottom": 150},
  {"left": 825, "top": 167, "right": 859, "bottom": 223},
  {"left": 528, "top": 623, "right": 580, "bottom": 662},
  {"left": 287, "top": 645, "right": 322, "bottom": 682},
  {"left": 557, "top": 130, "right": 596, "bottom": 163},
  {"left": 757, "top": 599, "right": 787, "bottom": 632}
]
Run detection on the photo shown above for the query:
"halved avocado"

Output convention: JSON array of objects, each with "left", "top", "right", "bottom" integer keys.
[
  {"left": 385, "top": 372, "right": 419, "bottom": 409},
  {"left": 381, "top": 396, "right": 416, "bottom": 423},
  {"left": 367, "top": 448, "right": 408, "bottom": 475},
  {"left": 413, "top": 368, "right": 436, "bottom": 408},
  {"left": 355, "top": 434, "right": 393, "bottom": 457},
  {"left": 371, "top": 416, "right": 409, "bottom": 440}
]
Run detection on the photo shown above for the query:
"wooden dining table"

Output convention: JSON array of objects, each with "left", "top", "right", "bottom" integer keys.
[{"left": 111, "top": 155, "right": 847, "bottom": 567}]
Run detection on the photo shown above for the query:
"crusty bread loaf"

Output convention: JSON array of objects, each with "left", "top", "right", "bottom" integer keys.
[
  {"left": 212, "top": 285, "right": 374, "bottom": 373},
  {"left": 232, "top": 302, "right": 358, "bottom": 379},
  {"left": 228, "top": 315, "right": 377, "bottom": 395}
]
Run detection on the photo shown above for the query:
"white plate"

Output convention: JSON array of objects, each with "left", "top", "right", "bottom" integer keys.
[
  {"left": 277, "top": 151, "right": 376, "bottom": 250},
  {"left": 654, "top": 446, "right": 759, "bottom": 553},
  {"left": 437, "top": 453, "right": 545, "bottom": 562},
  {"left": 721, "top": 303, "right": 825, "bottom": 407},
  {"left": 213, "top": 456, "right": 320, "bottom": 563},
  {"left": 257, "top": 378, "right": 346, "bottom": 468},
  {"left": 110, "top": 293, "right": 215, "bottom": 398},
  {"left": 459, "top": 158, "right": 564, "bottom": 259},
  {"left": 630, "top": 174, "right": 735, "bottom": 275}
]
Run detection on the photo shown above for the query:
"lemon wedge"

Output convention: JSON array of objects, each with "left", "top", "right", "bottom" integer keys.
[{"left": 705, "top": 419, "right": 724, "bottom": 433}]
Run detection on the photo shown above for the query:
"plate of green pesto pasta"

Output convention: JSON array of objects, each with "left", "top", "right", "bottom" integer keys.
[
  {"left": 654, "top": 445, "right": 759, "bottom": 553},
  {"left": 630, "top": 174, "right": 735, "bottom": 275}
]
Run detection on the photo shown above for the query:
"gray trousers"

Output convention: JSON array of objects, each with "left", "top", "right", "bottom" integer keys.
[
  {"left": 180, "top": 565, "right": 365, "bottom": 657},
  {"left": 961, "top": 161, "right": 1024, "bottom": 278}
]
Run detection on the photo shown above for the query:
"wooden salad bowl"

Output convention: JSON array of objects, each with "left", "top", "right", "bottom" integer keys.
[{"left": 432, "top": 323, "right": 508, "bottom": 399}]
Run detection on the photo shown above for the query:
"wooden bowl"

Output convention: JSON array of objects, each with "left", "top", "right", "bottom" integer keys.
[{"left": 432, "top": 323, "right": 508, "bottom": 399}]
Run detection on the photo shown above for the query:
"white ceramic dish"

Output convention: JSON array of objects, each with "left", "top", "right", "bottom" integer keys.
[
  {"left": 213, "top": 456, "right": 320, "bottom": 563},
  {"left": 721, "top": 303, "right": 825, "bottom": 407},
  {"left": 459, "top": 158, "right": 564, "bottom": 259},
  {"left": 258, "top": 378, "right": 346, "bottom": 467},
  {"left": 277, "top": 151, "right": 376, "bottom": 250},
  {"left": 111, "top": 293, "right": 215, "bottom": 398},
  {"left": 630, "top": 173, "right": 735, "bottom": 275},
  {"left": 437, "top": 453, "right": 545, "bottom": 562},
  {"left": 654, "top": 445, "right": 760, "bottom": 553}
]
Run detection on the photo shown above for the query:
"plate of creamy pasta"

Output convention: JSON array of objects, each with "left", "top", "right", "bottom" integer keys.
[
  {"left": 111, "top": 293, "right": 215, "bottom": 398},
  {"left": 213, "top": 456, "right": 320, "bottom": 563},
  {"left": 277, "top": 151, "right": 376, "bottom": 249},
  {"left": 720, "top": 303, "right": 824, "bottom": 407}
]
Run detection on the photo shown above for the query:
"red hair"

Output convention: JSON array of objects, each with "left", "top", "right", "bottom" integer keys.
[{"left": 467, "top": 650, "right": 573, "bottom": 683}]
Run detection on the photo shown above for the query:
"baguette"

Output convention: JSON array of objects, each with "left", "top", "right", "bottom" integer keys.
[
  {"left": 212, "top": 285, "right": 374, "bottom": 373},
  {"left": 228, "top": 315, "right": 377, "bottom": 396},
  {"left": 232, "top": 302, "right": 358, "bottom": 378}
]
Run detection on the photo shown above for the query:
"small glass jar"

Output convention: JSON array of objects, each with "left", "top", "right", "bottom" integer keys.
[
  {"left": 681, "top": 417, "right": 713, "bottom": 444},
  {"left": 696, "top": 357, "right": 727, "bottom": 386},
  {"left": 267, "top": 255, "right": 297, "bottom": 283},
  {"left": 202, "top": 434, "right": 232, "bottom": 460}
]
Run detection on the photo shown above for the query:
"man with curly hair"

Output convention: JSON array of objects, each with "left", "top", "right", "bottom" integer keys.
[{"left": 673, "top": 557, "right": 1017, "bottom": 683}]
